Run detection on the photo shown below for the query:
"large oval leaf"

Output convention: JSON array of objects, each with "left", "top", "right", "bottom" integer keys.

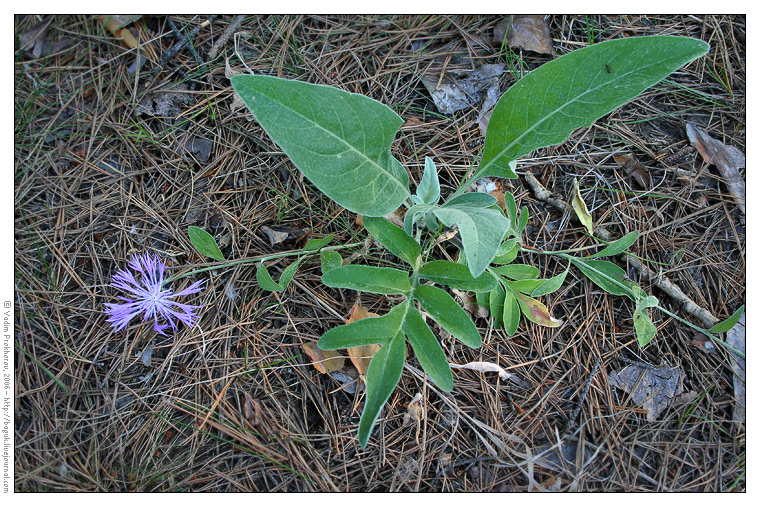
[
  {"left": 231, "top": 74, "right": 410, "bottom": 216},
  {"left": 475, "top": 36, "right": 709, "bottom": 180}
]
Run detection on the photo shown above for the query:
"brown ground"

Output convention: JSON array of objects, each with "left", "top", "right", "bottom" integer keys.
[{"left": 14, "top": 15, "right": 745, "bottom": 492}]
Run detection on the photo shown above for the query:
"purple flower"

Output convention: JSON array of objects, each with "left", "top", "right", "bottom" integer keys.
[{"left": 104, "top": 253, "right": 204, "bottom": 335}]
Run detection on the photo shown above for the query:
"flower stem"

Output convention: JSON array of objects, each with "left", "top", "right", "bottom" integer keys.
[{"left": 166, "top": 241, "right": 364, "bottom": 283}]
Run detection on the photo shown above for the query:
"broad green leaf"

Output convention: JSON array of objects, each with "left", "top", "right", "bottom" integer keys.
[
  {"left": 322, "top": 265, "right": 411, "bottom": 294},
  {"left": 476, "top": 289, "right": 490, "bottom": 310},
  {"left": 433, "top": 205, "right": 509, "bottom": 277},
  {"left": 491, "top": 239, "right": 519, "bottom": 265},
  {"left": 414, "top": 285, "right": 481, "bottom": 348},
  {"left": 443, "top": 192, "right": 498, "bottom": 208},
  {"left": 404, "top": 203, "right": 435, "bottom": 236},
  {"left": 403, "top": 307, "right": 454, "bottom": 391},
  {"left": 488, "top": 282, "right": 506, "bottom": 329},
  {"left": 416, "top": 157, "right": 441, "bottom": 205},
  {"left": 304, "top": 234, "right": 335, "bottom": 251},
  {"left": 358, "top": 331, "right": 406, "bottom": 448},
  {"left": 513, "top": 291, "right": 563, "bottom": 328},
  {"left": 473, "top": 36, "right": 709, "bottom": 182},
  {"left": 231, "top": 74, "right": 410, "bottom": 217},
  {"left": 492, "top": 264, "right": 539, "bottom": 280},
  {"left": 709, "top": 305, "right": 745, "bottom": 333},
  {"left": 591, "top": 232, "right": 638, "bottom": 258},
  {"left": 531, "top": 264, "right": 570, "bottom": 297},
  {"left": 318, "top": 302, "right": 408, "bottom": 350},
  {"left": 572, "top": 258, "right": 635, "bottom": 298},
  {"left": 363, "top": 216, "right": 421, "bottom": 267},
  {"left": 571, "top": 179, "right": 594, "bottom": 235},
  {"left": 636, "top": 295, "right": 659, "bottom": 309},
  {"left": 503, "top": 289, "right": 521, "bottom": 335},
  {"left": 256, "top": 262, "right": 283, "bottom": 291},
  {"left": 418, "top": 260, "right": 497, "bottom": 292},
  {"left": 188, "top": 226, "right": 225, "bottom": 262},
  {"left": 320, "top": 250, "right": 342, "bottom": 274},
  {"left": 633, "top": 307, "right": 657, "bottom": 346}
]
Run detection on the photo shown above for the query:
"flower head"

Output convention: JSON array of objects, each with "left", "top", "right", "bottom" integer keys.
[{"left": 104, "top": 253, "right": 204, "bottom": 335}]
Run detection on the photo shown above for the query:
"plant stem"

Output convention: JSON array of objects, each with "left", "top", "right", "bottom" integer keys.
[
  {"left": 656, "top": 305, "right": 744, "bottom": 359},
  {"left": 166, "top": 241, "right": 364, "bottom": 283}
]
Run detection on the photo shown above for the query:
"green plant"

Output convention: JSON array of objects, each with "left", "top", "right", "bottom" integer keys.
[{"left": 174, "top": 36, "right": 745, "bottom": 448}]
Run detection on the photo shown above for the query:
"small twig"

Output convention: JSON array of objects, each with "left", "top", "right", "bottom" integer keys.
[
  {"left": 566, "top": 357, "right": 601, "bottom": 432},
  {"left": 208, "top": 15, "right": 246, "bottom": 61}
]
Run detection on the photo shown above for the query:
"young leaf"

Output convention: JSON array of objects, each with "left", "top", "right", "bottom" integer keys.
[
  {"left": 709, "top": 305, "right": 745, "bottom": 333},
  {"left": 488, "top": 282, "right": 506, "bottom": 329},
  {"left": 318, "top": 302, "right": 408, "bottom": 350},
  {"left": 418, "top": 260, "right": 497, "bottom": 292},
  {"left": 231, "top": 74, "right": 410, "bottom": 217},
  {"left": 363, "top": 216, "right": 421, "bottom": 267},
  {"left": 502, "top": 289, "right": 521, "bottom": 335},
  {"left": 504, "top": 190, "right": 518, "bottom": 227},
  {"left": 531, "top": 264, "right": 570, "bottom": 297},
  {"left": 403, "top": 307, "right": 454, "bottom": 391},
  {"left": 432, "top": 205, "right": 509, "bottom": 277},
  {"left": 571, "top": 179, "right": 593, "bottom": 235},
  {"left": 320, "top": 250, "right": 342, "bottom": 274},
  {"left": 188, "top": 225, "right": 225, "bottom": 262},
  {"left": 256, "top": 262, "right": 283, "bottom": 291},
  {"left": 416, "top": 157, "right": 441, "bottom": 205},
  {"left": 322, "top": 265, "right": 411, "bottom": 294},
  {"left": 303, "top": 234, "right": 335, "bottom": 251},
  {"left": 516, "top": 206, "right": 529, "bottom": 234},
  {"left": 513, "top": 291, "right": 563, "bottom": 328},
  {"left": 474, "top": 36, "right": 709, "bottom": 182},
  {"left": 278, "top": 258, "right": 302, "bottom": 290},
  {"left": 443, "top": 192, "right": 498, "bottom": 208},
  {"left": 591, "top": 232, "right": 638, "bottom": 258},
  {"left": 505, "top": 278, "right": 545, "bottom": 294},
  {"left": 358, "top": 331, "right": 406, "bottom": 448},
  {"left": 491, "top": 239, "right": 520, "bottom": 265},
  {"left": 633, "top": 307, "right": 657, "bottom": 346},
  {"left": 491, "top": 264, "right": 540, "bottom": 280},
  {"left": 413, "top": 285, "right": 482, "bottom": 348},
  {"left": 403, "top": 203, "right": 435, "bottom": 236},
  {"left": 572, "top": 258, "right": 635, "bottom": 298}
]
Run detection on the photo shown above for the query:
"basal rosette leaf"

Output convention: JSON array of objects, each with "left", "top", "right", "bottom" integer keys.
[{"left": 231, "top": 74, "right": 410, "bottom": 217}]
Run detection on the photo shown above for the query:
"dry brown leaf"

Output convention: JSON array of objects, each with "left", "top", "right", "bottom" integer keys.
[
  {"left": 242, "top": 393, "right": 263, "bottom": 427},
  {"left": 260, "top": 225, "right": 309, "bottom": 249},
  {"left": 449, "top": 361, "right": 515, "bottom": 382},
  {"left": 96, "top": 15, "right": 143, "bottom": 50},
  {"left": 686, "top": 122, "right": 745, "bottom": 214},
  {"left": 451, "top": 288, "right": 490, "bottom": 319},
  {"left": 402, "top": 393, "right": 425, "bottom": 444},
  {"left": 301, "top": 342, "right": 345, "bottom": 374},
  {"left": 609, "top": 365, "right": 684, "bottom": 422},
  {"left": 345, "top": 304, "right": 381, "bottom": 374},
  {"left": 494, "top": 15, "right": 555, "bottom": 56},
  {"left": 614, "top": 154, "right": 651, "bottom": 188}
]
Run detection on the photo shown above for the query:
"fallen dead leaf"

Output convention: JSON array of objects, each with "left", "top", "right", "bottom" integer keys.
[
  {"left": 494, "top": 15, "right": 555, "bottom": 56},
  {"left": 451, "top": 288, "right": 490, "bottom": 319},
  {"left": 301, "top": 342, "right": 345, "bottom": 374},
  {"left": 686, "top": 122, "right": 745, "bottom": 214},
  {"left": 609, "top": 364, "right": 684, "bottom": 422},
  {"left": 403, "top": 392, "right": 425, "bottom": 444},
  {"left": 242, "top": 393, "right": 263, "bottom": 427},
  {"left": 570, "top": 178, "right": 593, "bottom": 235},
  {"left": 345, "top": 304, "right": 381, "bottom": 375},
  {"left": 449, "top": 360, "right": 515, "bottom": 382},
  {"left": 260, "top": 225, "right": 309, "bottom": 249},
  {"left": 421, "top": 64, "right": 505, "bottom": 115},
  {"left": 614, "top": 154, "right": 651, "bottom": 188},
  {"left": 690, "top": 333, "right": 716, "bottom": 353}
]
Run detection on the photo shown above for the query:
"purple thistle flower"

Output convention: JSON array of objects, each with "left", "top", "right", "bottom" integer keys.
[{"left": 104, "top": 253, "right": 204, "bottom": 335}]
